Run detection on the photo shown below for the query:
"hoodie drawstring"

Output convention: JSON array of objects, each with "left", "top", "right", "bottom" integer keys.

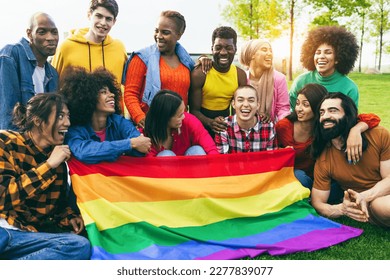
[
  {"left": 101, "top": 41, "right": 106, "bottom": 69},
  {"left": 86, "top": 41, "right": 106, "bottom": 71},
  {"left": 87, "top": 42, "right": 92, "bottom": 72}
]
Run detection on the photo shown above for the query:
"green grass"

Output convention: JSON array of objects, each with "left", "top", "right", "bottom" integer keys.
[
  {"left": 249, "top": 217, "right": 390, "bottom": 260},
  {"left": 350, "top": 73, "right": 390, "bottom": 130},
  {"left": 252, "top": 73, "right": 390, "bottom": 260}
]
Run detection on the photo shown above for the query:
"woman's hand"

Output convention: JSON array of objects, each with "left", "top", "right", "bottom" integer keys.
[
  {"left": 198, "top": 56, "right": 213, "bottom": 74},
  {"left": 345, "top": 126, "right": 363, "bottom": 164},
  {"left": 210, "top": 116, "right": 227, "bottom": 133},
  {"left": 259, "top": 112, "right": 271, "bottom": 123},
  {"left": 137, "top": 118, "right": 145, "bottom": 129},
  {"left": 47, "top": 145, "right": 71, "bottom": 168},
  {"left": 69, "top": 216, "right": 85, "bottom": 234},
  {"left": 131, "top": 134, "right": 151, "bottom": 154}
]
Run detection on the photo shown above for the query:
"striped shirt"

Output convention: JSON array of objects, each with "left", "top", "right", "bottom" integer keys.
[
  {"left": 215, "top": 115, "right": 278, "bottom": 154},
  {"left": 0, "top": 130, "right": 76, "bottom": 232}
]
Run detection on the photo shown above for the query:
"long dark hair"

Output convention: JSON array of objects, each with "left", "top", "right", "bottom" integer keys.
[
  {"left": 311, "top": 92, "right": 366, "bottom": 159},
  {"left": 287, "top": 83, "right": 328, "bottom": 122},
  {"left": 13, "top": 93, "right": 67, "bottom": 136},
  {"left": 144, "top": 90, "right": 183, "bottom": 148}
]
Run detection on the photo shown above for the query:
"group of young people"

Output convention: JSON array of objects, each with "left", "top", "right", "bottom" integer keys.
[{"left": 1, "top": 0, "right": 389, "bottom": 260}]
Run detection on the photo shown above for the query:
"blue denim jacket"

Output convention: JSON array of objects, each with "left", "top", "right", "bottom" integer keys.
[
  {"left": 0, "top": 38, "right": 58, "bottom": 130},
  {"left": 65, "top": 114, "right": 144, "bottom": 164}
]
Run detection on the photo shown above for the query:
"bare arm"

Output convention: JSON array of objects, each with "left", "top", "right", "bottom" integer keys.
[
  {"left": 348, "top": 159, "right": 390, "bottom": 218},
  {"left": 236, "top": 67, "right": 248, "bottom": 87},
  {"left": 311, "top": 188, "right": 344, "bottom": 218},
  {"left": 188, "top": 67, "right": 214, "bottom": 128},
  {"left": 311, "top": 187, "right": 368, "bottom": 222}
]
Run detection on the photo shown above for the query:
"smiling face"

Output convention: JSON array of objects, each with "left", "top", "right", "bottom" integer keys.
[
  {"left": 232, "top": 87, "right": 259, "bottom": 126},
  {"left": 27, "top": 14, "right": 59, "bottom": 61},
  {"left": 314, "top": 43, "right": 337, "bottom": 77},
  {"left": 251, "top": 42, "right": 273, "bottom": 70},
  {"left": 168, "top": 101, "right": 185, "bottom": 130},
  {"left": 87, "top": 6, "right": 116, "bottom": 42},
  {"left": 154, "top": 16, "right": 181, "bottom": 55},
  {"left": 319, "top": 98, "right": 347, "bottom": 140},
  {"left": 212, "top": 38, "right": 236, "bottom": 72},
  {"left": 295, "top": 93, "right": 314, "bottom": 122},
  {"left": 95, "top": 86, "right": 116, "bottom": 115},
  {"left": 37, "top": 104, "right": 70, "bottom": 148}
]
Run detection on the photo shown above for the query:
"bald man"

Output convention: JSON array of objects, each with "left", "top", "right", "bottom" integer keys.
[{"left": 0, "top": 12, "right": 59, "bottom": 130}]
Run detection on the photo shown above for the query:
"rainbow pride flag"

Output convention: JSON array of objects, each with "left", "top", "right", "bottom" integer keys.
[{"left": 68, "top": 149, "right": 362, "bottom": 260}]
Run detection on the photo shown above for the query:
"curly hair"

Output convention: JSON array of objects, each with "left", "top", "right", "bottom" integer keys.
[
  {"left": 300, "top": 26, "right": 359, "bottom": 75},
  {"left": 212, "top": 26, "right": 237, "bottom": 49},
  {"left": 160, "top": 10, "right": 186, "bottom": 34},
  {"left": 59, "top": 66, "right": 122, "bottom": 126}
]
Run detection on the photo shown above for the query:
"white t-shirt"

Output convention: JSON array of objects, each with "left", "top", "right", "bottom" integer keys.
[
  {"left": 0, "top": 218, "right": 20, "bottom": 230},
  {"left": 32, "top": 65, "right": 45, "bottom": 94}
]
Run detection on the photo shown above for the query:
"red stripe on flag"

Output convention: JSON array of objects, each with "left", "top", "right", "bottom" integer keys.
[{"left": 68, "top": 149, "right": 295, "bottom": 178}]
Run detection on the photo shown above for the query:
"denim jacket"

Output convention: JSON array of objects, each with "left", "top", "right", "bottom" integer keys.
[
  {"left": 65, "top": 114, "right": 144, "bottom": 164},
  {"left": 0, "top": 38, "right": 58, "bottom": 129}
]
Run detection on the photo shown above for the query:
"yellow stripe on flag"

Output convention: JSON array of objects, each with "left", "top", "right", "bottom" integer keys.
[{"left": 78, "top": 181, "right": 309, "bottom": 230}]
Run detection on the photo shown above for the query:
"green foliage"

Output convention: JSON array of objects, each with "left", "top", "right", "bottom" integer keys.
[{"left": 222, "top": 0, "right": 288, "bottom": 40}]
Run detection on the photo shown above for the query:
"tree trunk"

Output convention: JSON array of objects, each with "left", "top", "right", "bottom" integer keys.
[
  {"left": 378, "top": 4, "right": 384, "bottom": 70},
  {"left": 358, "top": 12, "right": 365, "bottom": 73},
  {"left": 288, "top": 0, "right": 295, "bottom": 81}
]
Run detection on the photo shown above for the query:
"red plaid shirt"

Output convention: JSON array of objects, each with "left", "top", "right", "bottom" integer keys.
[{"left": 215, "top": 115, "right": 278, "bottom": 154}]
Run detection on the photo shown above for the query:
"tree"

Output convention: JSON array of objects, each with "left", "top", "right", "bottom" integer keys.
[
  {"left": 287, "top": 0, "right": 299, "bottom": 81},
  {"left": 304, "top": 0, "right": 372, "bottom": 72},
  {"left": 222, "top": 0, "right": 288, "bottom": 40},
  {"left": 369, "top": 0, "right": 390, "bottom": 70}
]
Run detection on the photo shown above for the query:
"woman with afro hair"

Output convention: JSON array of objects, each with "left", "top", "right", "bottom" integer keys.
[
  {"left": 61, "top": 66, "right": 151, "bottom": 164},
  {"left": 289, "top": 25, "right": 359, "bottom": 109}
]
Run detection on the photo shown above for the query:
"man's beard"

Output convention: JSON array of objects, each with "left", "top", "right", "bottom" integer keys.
[{"left": 320, "top": 116, "right": 348, "bottom": 142}]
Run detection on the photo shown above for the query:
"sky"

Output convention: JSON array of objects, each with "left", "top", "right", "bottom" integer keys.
[{"left": 1, "top": 0, "right": 388, "bottom": 70}]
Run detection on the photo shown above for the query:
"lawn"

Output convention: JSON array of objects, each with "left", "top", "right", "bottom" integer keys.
[
  {"left": 351, "top": 73, "right": 390, "bottom": 130},
  {"left": 252, "top": 73, "right": 390, "bottom": 260}
]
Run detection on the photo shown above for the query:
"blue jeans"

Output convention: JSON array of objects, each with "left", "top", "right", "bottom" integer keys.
[
  {"left": 294, "top": 169, "right": 313, "bottom": 189},
  {"left": 294, "top": 169, "right": 344, "bottom": 205},
  {"left": 0, "top": 227, "right": 91, "bottom": 260},
  {"left": 157, "top": 145, "right": 206, "bottom": 157}
]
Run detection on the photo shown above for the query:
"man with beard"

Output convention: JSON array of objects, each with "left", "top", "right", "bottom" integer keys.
[
  {"left": 311, "top": 92, "right": 390, "bottom": 228},
  {"left": 0, "top": 12, "right": 59, "bottom": 130},
  {"left": 189, "top": 26, "right": 247, "bottom": 137}
]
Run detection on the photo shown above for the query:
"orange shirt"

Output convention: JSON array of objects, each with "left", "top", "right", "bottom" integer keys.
[{"left": 124, "top": 55, "right": 190, "bottom": 124}]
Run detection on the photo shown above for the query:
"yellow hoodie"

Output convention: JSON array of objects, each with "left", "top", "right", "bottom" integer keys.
[{"left": 52, "top": 27, "right": 128, "bottom": 83}]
